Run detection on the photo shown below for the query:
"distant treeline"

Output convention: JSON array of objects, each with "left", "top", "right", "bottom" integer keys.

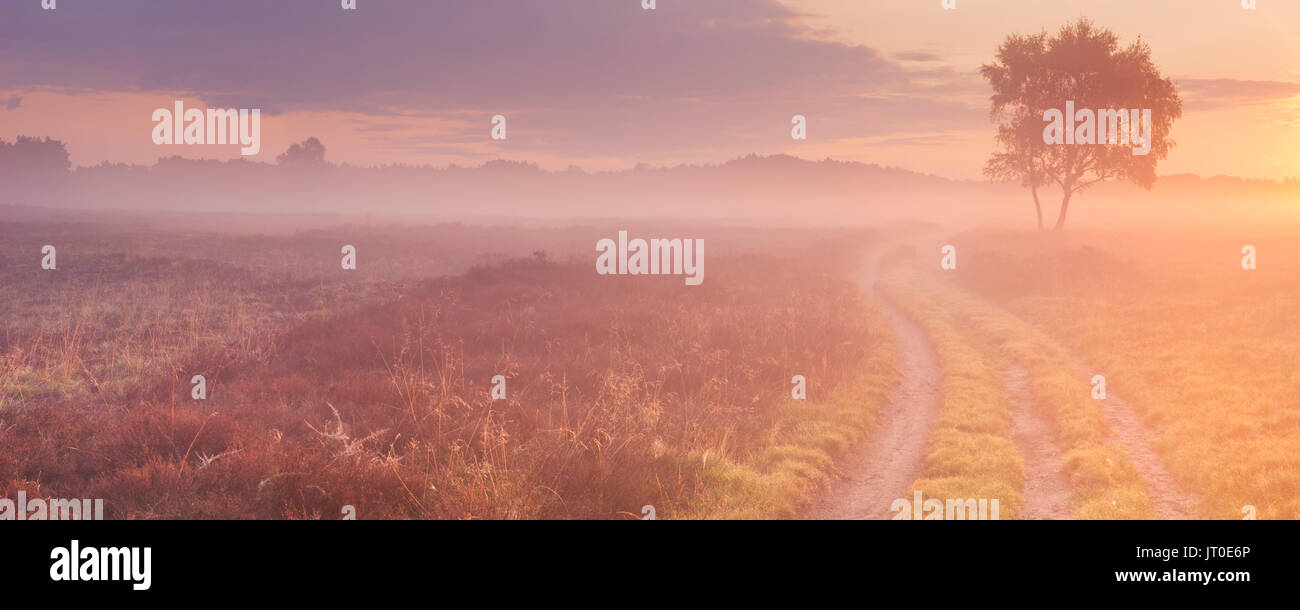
[{"left": 1, "top": 136, "right": 1297, "bottom": 224}]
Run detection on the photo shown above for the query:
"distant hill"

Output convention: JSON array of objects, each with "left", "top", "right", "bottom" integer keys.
[{"left": 3, "top": 139, "right": 1298, "bottom": 229}]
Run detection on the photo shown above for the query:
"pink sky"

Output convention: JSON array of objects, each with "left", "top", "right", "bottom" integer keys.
[{"left": 1, "top": 0, "right": 1297, "bottom": 180}]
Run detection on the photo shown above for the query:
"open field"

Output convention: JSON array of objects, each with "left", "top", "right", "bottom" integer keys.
[
  {"left": 942, "top": 230, "right": 1300, "bottom": 519},
  {"left": 0, "top": 219, "right": 897, "bottom": 519},
  {"left": 870, "top": 227, "right": 1300, "bottom": 520},
  {"left": 3, "top": 214, "right": 1298, "bottom": 520}
]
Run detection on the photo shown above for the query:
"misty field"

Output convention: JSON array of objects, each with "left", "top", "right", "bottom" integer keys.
[
  {"left": 955, "top": 231, "right": 1300, "bottom": 519},
  {"left": 3, "top": 214, "right": 1297, "bottom": 520},
  {"left": 0, "top": 219, "right": 896, "bottom": 519},
  {"left": 885, "top": 229, "right": 1300, "bottom": 519}
]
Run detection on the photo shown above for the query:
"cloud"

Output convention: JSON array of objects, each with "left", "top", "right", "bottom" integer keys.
[
  {"left": 4, "top": 95, "right": 20, "bottom": 109},
  {"left": 863, "top": 132, "right": 970, "bottom": 147},
  {"left": 0, "top": 1, "right": 910, "bottom": 110},
  {"left": 1176, "top": 78, "right": 1300, "bottom": 110},
  {"left": 0, "top": 0, "right": 978, "bottom": 165},
  {"left": 893, "top": 51, "right": 943, "bottom": 62}
]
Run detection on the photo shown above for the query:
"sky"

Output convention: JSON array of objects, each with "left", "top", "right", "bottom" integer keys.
[{"left": 1, "top": 0, "right": 1298, "bottom": 180}]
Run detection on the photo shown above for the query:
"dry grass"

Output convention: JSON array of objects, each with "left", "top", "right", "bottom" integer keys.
[
  {"left": 946, "top": 229, "right": 1300, "bottom": 519},
  {"left": 0, "top": 221, "right": 896, "bottom": 519}
]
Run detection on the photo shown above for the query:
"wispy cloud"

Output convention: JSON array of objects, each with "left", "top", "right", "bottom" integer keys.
[
  {"left": 893, "top": 51, "right": 943, "bottom": 62},
  {"left": 0, "top": 0, "right": 974, "bottom": 167},
  {"left": 1176, "top": 78, "right": 1300, "bottom": 110}
]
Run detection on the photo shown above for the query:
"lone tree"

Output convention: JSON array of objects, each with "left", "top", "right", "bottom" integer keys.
[{"left": 981, "top": 19, "right": 1182, "bottom": 230}]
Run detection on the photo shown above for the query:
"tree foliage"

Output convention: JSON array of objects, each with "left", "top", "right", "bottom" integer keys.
[
  {"left": 981, "top": 19, "right": 1182, "bottom": 230},
  {"left": 276, "top": 137, "right": 327, "bottom": 167},
  {"left": 0, "top": 136, "right": 72, "bottom": 178}
]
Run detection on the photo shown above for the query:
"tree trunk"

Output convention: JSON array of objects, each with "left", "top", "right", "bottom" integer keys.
[
  {"left": 1053, "top": 190, "right": 1073, "bottom": 231},
  {"left": 1031, "top": 184, "right": 1044, "bottom": 231},
  {"left": 1026, "top": 139, "right": 1044, "bottom": 231}
]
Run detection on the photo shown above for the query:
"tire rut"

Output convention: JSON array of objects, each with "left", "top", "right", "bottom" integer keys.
[
  {"left": 809, "top": 288, "right": 943, "bottom": 520},
  {"left": 1003, "top": 366, "right": 1072, "bottom": 519},
  {"left": 1071, "top": 362, "right": 1202, "bottom": 519}
]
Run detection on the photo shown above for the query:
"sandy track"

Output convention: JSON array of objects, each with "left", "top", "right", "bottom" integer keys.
[
  {"left": 809, "top": 269, "right": 943, "bottom": 520},
  {"left": 812, "top": 233, "right": 1197, "bottom": 520},
  {"left": 1004, "top": 366, "right": 1072, "bottom": 519},
  {"left": 1071, "top": 364, "right": 1201, "bottom": 519}
]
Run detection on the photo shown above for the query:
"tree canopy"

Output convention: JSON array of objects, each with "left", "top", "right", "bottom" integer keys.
[{"left": 982, "top": 18, "right": 1182, "bottom": 230}]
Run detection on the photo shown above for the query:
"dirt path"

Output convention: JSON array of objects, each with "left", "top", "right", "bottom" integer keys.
[
  {"left": 812, "top": 232, "right": 1197, "bottom": 520},
  {"left": 1003, "top": 366, "right": 1072, "bottom": 519},
  {"left": 1069, "top": 362, "right": 1201, "bottom": 519},
  {"left": 809, "top": 261, "right": 943, "bottom": 520}
]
